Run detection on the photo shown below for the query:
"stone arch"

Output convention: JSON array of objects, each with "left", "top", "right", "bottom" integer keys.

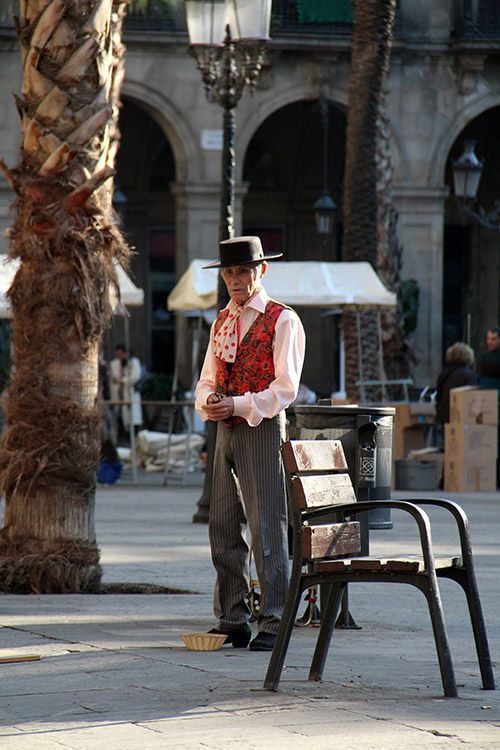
[
  {"left": 236, "top": 84, "right": 347, "bottom": 180},
  {"left": 236, "top": 83, "right": 407, "bottom": 185},
  {"left": 113, "top": 81, "right": 199, "bottom": 376},
  {"left": 429, "top": 88, "right": 500, "bottom": 185},
  {"left": 121, "top": 79, "right": 198, "bottom": 182}
]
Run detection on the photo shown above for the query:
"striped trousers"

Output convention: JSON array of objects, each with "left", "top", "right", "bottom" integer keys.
[{"left": 209, "top": 412, "right": 289, "bottom": 634}]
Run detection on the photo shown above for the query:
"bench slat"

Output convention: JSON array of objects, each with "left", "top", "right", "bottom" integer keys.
[
  {"left": 302, "top": 521, "right": 360, "bottom": 560},
  {"left": 313, "top": 555, "right": 461, "bottom": 574},
  {"left": 293, "top": 474, "right": 356, "bottom": 509},
  {"left": 283, "top": 440, "right": 347, "bottom": 474}
]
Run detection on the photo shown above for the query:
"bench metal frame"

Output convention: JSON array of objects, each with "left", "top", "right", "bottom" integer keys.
[{"left": 263, "top": 440, "right": 495, "bottom": 697}]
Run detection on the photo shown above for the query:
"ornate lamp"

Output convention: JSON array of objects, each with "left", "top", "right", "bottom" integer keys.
[
  {"left": 452, "top": 140, "right": 483, "bottom": 202},
  {"left": 314, "top": 192, "right": 337, "bottom": 236},
  {"left": 452, "top": 139, "right": 500, "bottom": 230},
  {"left": 185, "top": 0, "right": 272, "bottom": 240}
]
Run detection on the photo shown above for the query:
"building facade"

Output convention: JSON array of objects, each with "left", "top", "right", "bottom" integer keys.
[{"left": 0, "top": 0, "right": 499, "bottom": 396}]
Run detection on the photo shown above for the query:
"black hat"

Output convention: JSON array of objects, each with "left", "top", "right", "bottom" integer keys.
[{"left": 202, "top": 236, "right": 283, "bottom": 269}]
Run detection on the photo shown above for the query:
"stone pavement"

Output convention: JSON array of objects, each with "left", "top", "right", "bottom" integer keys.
[{"left": 0, "top": 471, "right": 499, "bottom": 749}]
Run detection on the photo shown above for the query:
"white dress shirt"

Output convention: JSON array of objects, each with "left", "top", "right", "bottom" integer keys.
[{"left": 195, "top": 287, "right": 306, "bottom": 427}]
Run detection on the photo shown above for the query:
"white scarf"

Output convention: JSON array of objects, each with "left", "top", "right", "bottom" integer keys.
[{"left": 213, "top": 300, "right": 243, "bottom": 363}]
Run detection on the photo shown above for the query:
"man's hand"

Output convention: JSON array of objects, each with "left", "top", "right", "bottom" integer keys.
[
  {"left": 206, "top": 392, "right": 224, "bottom": 405},
  {"left": 202, "top": 394, "right": 234, "bottom": 421}
]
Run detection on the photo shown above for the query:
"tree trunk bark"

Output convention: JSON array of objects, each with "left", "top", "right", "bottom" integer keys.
[
  {"left": 341, "top": 0, "right": 396, "bottom": 402},
  {"left": 0, "top": 0, "right": 129, "bottom": 593},
  {"left": 376, "top": 87, "right": 417, "bottom": 393}
]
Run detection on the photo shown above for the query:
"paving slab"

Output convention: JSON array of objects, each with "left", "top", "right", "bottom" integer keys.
[{"left": 0, "top": 477, "right": 499, "bottom": 749}]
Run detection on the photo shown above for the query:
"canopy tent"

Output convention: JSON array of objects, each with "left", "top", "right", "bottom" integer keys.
[
  {"left": 112, "top": 263, "right": 144, "bottom": 308},
  {"left": 0, "top": 257, "right": 144, "bottom": 317},
  {"left": 167, "top": 260, "right": 396, "bottom": 312},
  {"left": 167, "top": 259, "right": 399, "bottom": 402}
]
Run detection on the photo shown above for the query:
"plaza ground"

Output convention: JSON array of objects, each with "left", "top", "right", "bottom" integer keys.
[{"left": 0, "top": 470, "right": 499, "bottom": 749}]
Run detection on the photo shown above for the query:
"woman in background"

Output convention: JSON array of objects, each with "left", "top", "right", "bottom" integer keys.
[{"left": 435, "top": 341, "right": 478, "bottom": 442}]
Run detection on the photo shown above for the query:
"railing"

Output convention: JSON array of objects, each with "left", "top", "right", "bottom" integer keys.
[
  {"left": 103, "top": 398, "right": 200, "bottom": 485},
  {"left": 2, "top": 1, "right": 498, "bottom": 42},
  {"left": 122, "top": 1, "right": 500, "bottom": 42},
  {"left": 269, "top": 0, "right": 353, "bottom": 37},
  {"left": 124, "top": 0, "right": 185, "bottom": 33},
  {"left": 452, "top": 0, "right": 500, "bottom": 40},
  {"left": 123, "top": 0, "right": 354, "bottom": 36}
]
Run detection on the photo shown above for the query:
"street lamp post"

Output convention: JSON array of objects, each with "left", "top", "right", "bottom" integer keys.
[{"left": 185, "top": 0, "right": 272, "bottom": 522}]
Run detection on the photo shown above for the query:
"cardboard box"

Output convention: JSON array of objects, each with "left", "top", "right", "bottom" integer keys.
[
  {"left": 392, "top": 403, "right": 435, "bottom": 460},
  {"left": 449, "top": 387, "right": 498, "bottom": 426},
  {"left": 445, "top": 423, "right": 498, "bottom": 462},
  {"left": 444, "top": 422, "right": 497, "bottom": 491},
  {"left": 392, "top": 403, "right": 435, "bottom": 429},
  {"left": 444, "top": 459, "right": 496, "bottom": 493}
]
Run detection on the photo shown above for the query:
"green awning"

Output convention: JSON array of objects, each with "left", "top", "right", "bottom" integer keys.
[{"left": 296, "top": 0, "right": 353, "bottom": 24}]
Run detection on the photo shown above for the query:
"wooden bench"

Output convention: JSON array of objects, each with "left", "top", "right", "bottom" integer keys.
[{"left": 263, "top": 439, "right": 495, "bottom": 697}]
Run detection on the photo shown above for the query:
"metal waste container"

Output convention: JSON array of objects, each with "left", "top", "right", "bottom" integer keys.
[{"left": 290, "top": 404, "right": 395, "bottom": 537}]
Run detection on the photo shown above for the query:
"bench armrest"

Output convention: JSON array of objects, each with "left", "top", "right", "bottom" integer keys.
[
  {"left": 399, "top": 497, "right": 473, "bottom": 565},
  {"left": 303, "top": 500, "right": 436, "bottom": 573}
]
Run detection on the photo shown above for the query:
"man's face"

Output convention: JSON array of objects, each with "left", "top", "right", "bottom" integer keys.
[
  {"left": 486, "top": 330, "right": 500, "bottom": 352},
  {"left": 221, "top": 262, "right": 267, "bottom": 306}
]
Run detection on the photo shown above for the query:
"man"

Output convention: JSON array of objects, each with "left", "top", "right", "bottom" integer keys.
[
  {"left": 478, "top": 327, "right": 500, "bottom": 391},
  {"left": 195, "top": 236, "right": 305, "bottom": 651},
  {"left": 478, "top": 326, "right": 500, "bottom": 487}
]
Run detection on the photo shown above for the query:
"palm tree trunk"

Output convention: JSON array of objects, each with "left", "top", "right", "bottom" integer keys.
[
  {"left": 376, "top": 87, "right": 417, "bottom": 393},
  {"left": 341, "top": 0, "right": 396, "bottom": 402},
  {"left": 0, "top": 0, "right": 129, "bottom": 593}
]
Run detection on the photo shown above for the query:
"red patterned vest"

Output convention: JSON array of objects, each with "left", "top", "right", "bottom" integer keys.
[{"left": 214, "top": 300, "right": 286, "bottom": 427}]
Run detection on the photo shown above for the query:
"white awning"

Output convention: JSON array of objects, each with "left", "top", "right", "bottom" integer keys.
[
  {"left": 0, "top": 256, "right": 144, "bottom": 317},
  {"left": 167, "top": 260, "right": 396, "bottom": 311}
]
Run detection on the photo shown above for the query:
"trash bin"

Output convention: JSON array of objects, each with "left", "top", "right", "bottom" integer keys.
[{"left": 291, "top": 404, "right": 396, "bottom": 536}]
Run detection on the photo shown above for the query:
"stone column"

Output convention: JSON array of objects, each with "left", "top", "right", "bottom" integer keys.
[
  {"left": 171, "top": 182, "right": 221, "bottom": 275},
  {"left": 394, "top": 185, "right": 449, "bottom": 386},
  {"left": 170, "top": 180, "right": 248, "bottom": 392},
  {"left": 171, "top": 181, "right": 249, "bottom": 272}
]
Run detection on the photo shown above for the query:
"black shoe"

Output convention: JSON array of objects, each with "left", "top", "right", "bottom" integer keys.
[
  {"left": 249, "top": 631, "right": 276, "bottom": 651},
  {"left": 208, "top": 625, "right": 252, "bottom": 648}
]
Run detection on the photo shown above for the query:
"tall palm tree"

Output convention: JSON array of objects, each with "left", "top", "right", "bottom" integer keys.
[
  {"left": 376, "top": 86, "right": 417, "bottom": 394},
  {"left": 341, "top": 0, "right": 396, "bottom": 402},
  {"left": 0, "top": 0, "right": 129, "bottom": 593}
]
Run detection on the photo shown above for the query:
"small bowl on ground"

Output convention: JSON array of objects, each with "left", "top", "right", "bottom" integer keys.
[{"left": 182, "top": 632, "right": 228, "bottom": 651}]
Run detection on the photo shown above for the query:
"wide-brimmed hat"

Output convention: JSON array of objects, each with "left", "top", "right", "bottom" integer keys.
[{"left": 202, "top": 236, "right": 283, "bottom": 269}]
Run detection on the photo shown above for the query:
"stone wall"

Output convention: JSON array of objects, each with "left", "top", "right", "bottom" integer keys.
[{"left": 0, "top": 2, "right": 499, "bottom": 389}]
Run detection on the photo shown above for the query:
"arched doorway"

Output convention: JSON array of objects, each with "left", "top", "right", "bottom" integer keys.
[
  {"left": 242, "top": 98, "right": 347, "bottom": 397},
  {"left": 114, "top": 98, "right": 177, "bottom": 378},
  {"left": 443, "top": 106, "right": 500, "bottom": 361}
]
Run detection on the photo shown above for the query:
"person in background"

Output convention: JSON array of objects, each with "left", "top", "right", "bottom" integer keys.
[
  {"left": 478, "top": 327, "right": 500, "bottom": 392},
  {"left": 435, "top": 342, "right": 478, "bottom": 446},
  {"left": 109, "top": 344, "right": 143, "bottom": 443},
  {"left": 478, "top": 326, "right": 500, "bottom": 487},
  {"left": 195, "top": 236, "right": 305, "bottom": 652}
]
